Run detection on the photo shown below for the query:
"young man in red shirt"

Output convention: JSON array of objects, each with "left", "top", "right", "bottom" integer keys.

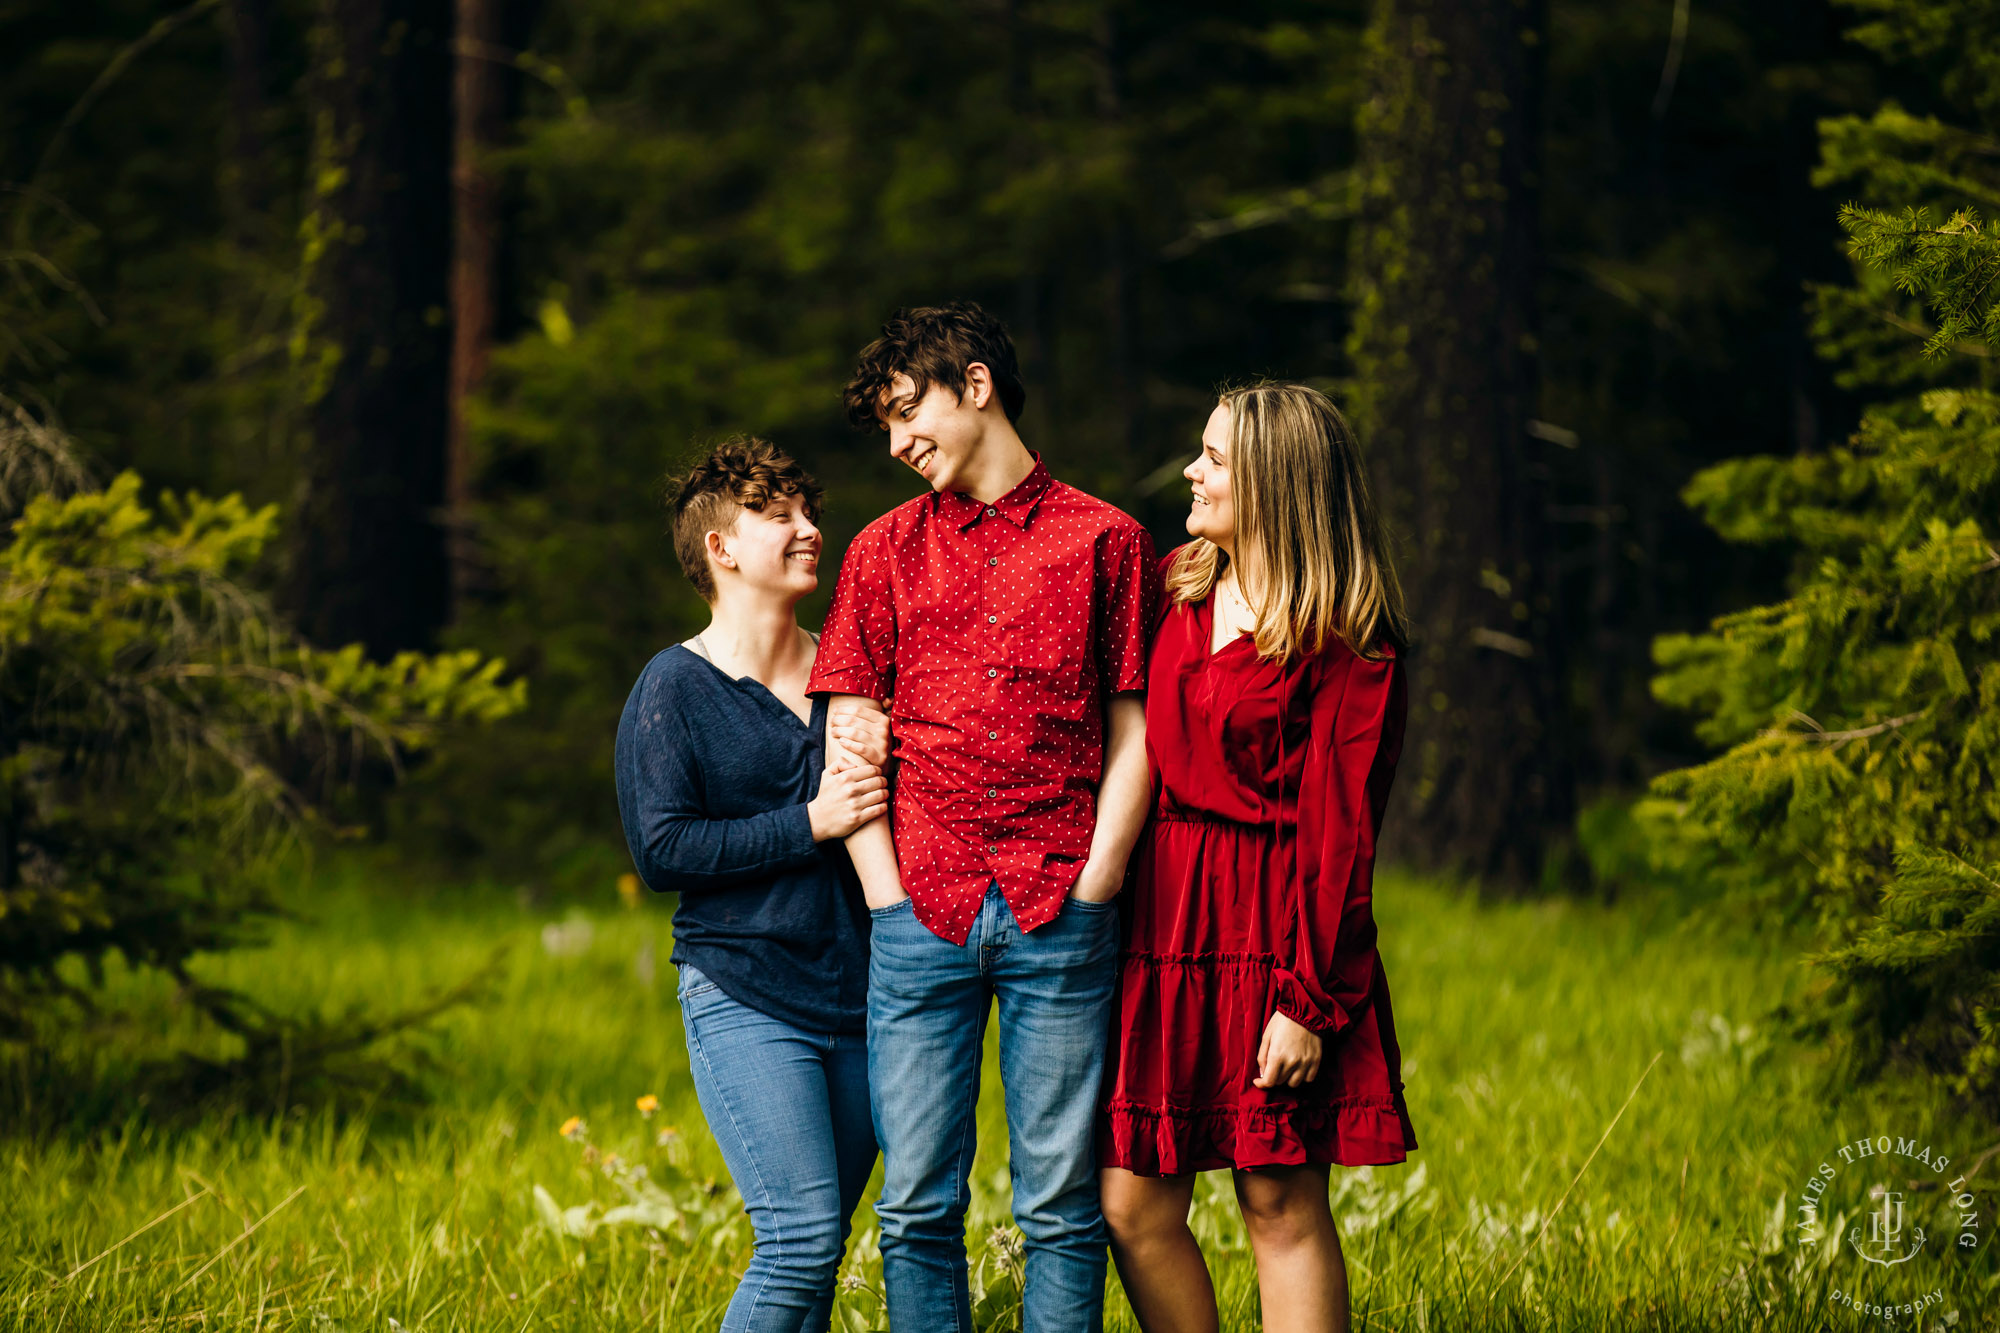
[{"left": 810, "top": 303, "right": 1159, "bottom": 1331}]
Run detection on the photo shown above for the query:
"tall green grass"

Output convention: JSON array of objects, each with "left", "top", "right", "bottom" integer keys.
[{"left": 4, "top": 860, "right": 1993, "bottom": 1330}]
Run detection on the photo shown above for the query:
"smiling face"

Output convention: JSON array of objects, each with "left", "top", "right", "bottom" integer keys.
[
  {"left": 709, "top": 490, "right": 822, "bottom": 602},
  {"left": 879, "top": 369, "right": 991, "bottom": 494},
  {"left": 1184, "top": 401, "right": 1237, "bottom": 548}
]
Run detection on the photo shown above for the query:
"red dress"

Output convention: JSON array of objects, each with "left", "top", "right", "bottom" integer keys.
[{"left": 1100, "top": 584, "right": 1419, "bottom": 1175}]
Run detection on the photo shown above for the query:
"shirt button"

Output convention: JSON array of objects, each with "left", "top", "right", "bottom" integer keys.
[
  {"left": 987, "top": 557, "right": 998, "bottom": 567},
  {"left": 986, "top": 507, "right": 996, "bottom": 516},
  {"left": 986, "top": 788, "right": 997, "bottom": 798},
  {"left": 987, "top": 668, "right": 997, "bottom": 678},
  {"left": 987, "top": 614, "right": 997, "bottom": 624},
  {"left": 988, "top": 731, "right": 998, "bottom": 740},
  {"left": 987, "top": 845, "right": 997, "bottom": 853}
]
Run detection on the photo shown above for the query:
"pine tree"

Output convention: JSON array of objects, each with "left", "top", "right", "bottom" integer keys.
[
  {"left": 1646, "top": 0, "right": 2000, "bottom": 1108},
  {"left": 0, "top": 410, "right": 525, "bottom": 1049}
]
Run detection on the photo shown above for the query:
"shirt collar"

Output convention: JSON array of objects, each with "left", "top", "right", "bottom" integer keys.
[{"left": 941, "top": 454, "right": 1054, "bottom": 531}]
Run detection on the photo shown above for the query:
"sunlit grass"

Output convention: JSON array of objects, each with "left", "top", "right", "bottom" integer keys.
[{"left": 4, "top": 859, "right": 1994, "bottom": 1330}]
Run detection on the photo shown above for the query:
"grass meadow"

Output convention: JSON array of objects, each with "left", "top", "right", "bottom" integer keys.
[{"left": 4, "top": 859, "right": 1996, "bottom": 1332}]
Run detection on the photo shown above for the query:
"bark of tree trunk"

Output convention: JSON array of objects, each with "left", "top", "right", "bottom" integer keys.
[
  {"left": 292, "top": 0, "right": 453, "bottom": 657},
  {"left": 1346, "top": 0, "right": 1573, "bottom": 884}
]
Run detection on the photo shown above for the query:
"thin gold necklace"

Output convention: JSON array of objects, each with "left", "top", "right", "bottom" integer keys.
[{"left": 1217, "top": 572, "right": 1254, "bottom": 632}]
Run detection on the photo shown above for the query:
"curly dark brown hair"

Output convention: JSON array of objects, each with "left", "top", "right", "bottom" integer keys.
[
  {"left": 842, "top": 302, "right": 1026, "bottom": 429},
  {"left": 666, "top": 438, "right": 824, "bottom": 603}
]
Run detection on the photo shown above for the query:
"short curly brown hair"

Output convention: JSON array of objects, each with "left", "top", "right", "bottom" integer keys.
[
  {"left": 666, "top": 438, "right": 824, "bottom": 603},
  {"left": 842, "top": 302, "right": 1026, "bottom": 429}
]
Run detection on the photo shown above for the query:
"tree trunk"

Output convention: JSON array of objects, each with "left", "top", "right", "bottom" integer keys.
[
  {"left": 1346, "top": 0, "right": 1572, "bottom": 884},
  {"left": 447, "top": 0, "right": 506, "bottom": 611},
  {"left": 0, "top": 747, "right": 15, "bottom": 897},
  {"left": 292, "top": 0, "right": 453, "bottom": 657},
  {"left": 221, "top": 0, "right": 273, "bottom": 244},
  {"left": 1095, "top": 5, "right": 1141, "bottom": 472}
]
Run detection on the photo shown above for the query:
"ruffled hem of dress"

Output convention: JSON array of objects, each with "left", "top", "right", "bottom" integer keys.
[{"left": 1099, "top": 1092, "right": 1418, "bottom": 1175}]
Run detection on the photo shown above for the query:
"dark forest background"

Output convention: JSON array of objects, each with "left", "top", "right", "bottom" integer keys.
[{"left": 0, "top": 0, "right": 1921, "bottom": 886}]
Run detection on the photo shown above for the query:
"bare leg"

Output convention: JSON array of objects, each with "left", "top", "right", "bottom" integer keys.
[
  {"left": 1234, "top": 1164, "right": 1349, "bottom": 1333},
  {"left": 1100, "top": 1167, "right": 1218, "bottom": 1333}
]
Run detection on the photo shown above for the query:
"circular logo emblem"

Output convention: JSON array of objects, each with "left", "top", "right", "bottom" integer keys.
[{"left": 1793, "top": 1133, "right": 1984, "bottom": 1323}]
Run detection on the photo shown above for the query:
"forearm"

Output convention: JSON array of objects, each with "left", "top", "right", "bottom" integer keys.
[
  {"left": 843, "top": 816, "right": 906, "bottom": 906},
  {"left": 1076, "top": 693, "right": 1150, "bottom": 898},
  {"left": 826, "top": 693, "right": 906, "bottom": 905}
]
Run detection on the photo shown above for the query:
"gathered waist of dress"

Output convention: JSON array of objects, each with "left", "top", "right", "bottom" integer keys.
[{"left": 1150, "top": 804, "right": 1292, "bottom": 832}]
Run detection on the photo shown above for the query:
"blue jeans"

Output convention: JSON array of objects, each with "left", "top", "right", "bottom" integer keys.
[
  {"left": 867, "top": 885, "right": 1120, "bottom": 1333},
  {"left": 678, "top": 963, "right": 877, "bottom": 1333}
]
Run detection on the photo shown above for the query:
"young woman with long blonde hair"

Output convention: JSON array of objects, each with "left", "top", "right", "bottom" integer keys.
[{"left": 1098, "top": 383, "right": 1418, "bottom": 1333}]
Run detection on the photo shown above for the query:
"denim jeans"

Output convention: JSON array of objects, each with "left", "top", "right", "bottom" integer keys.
[
  {"left": 867, "top": 884, "right": 1120, "bottom": 1333},
  {"left": 678, "top": 962, "right": 877, "bottom": 1333}
]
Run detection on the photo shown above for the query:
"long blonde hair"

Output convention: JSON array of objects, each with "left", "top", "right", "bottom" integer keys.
[{"left": 1166, "top": 382, "right": 1407, "bottom": 663}]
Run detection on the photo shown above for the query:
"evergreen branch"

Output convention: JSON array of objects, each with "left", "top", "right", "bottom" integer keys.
[
  {"left": 1160, "top": 173, "right": 1353, "bottom": 260},
  {"left": 1763, "top": 707, "right": 1930, "bottom": 747},
  {"left": 129, "top": 662, "right": 404, "bottom": 767},
  {"left": 1549, "top": 257, "right": 1687, "bottom": 337},
  {"left": 0, "top": 252, "right": 106, "bottom": 327},
  {"left": 452, "top": 40, "right": 591, "bottom": 120},
  {"left": 0, "top": 392, "right": 94, "bottom": 514},
  {"left": 1962, "top": 1141, "right": 2000, "bottom": 1184},
  {"left": 1870, "top": 304, "right": 1993, "bottom": 357}
]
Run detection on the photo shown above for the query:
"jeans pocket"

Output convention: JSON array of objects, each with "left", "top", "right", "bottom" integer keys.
[
  {"left": 869, "top": 897, "right": 914, "bottom": 920},
  {"left": 1065, "top": 894, "right": 1117, "bottom": 914},
  {"left": 676, "top": 962, "right": 721, "bottom": 1000}
]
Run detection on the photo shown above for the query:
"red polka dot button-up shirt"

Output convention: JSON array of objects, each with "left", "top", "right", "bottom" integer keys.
[{"left": 808, "top": 457, "right": 1160, "bottom": 945}]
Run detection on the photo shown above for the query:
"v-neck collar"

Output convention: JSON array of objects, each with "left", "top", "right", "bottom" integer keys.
[
  {"left": 1196, "top": 592, "right": 1253, "bottom": 662},
  {"left": 676, "top": 642, "right": 823, "bottom": 734}
]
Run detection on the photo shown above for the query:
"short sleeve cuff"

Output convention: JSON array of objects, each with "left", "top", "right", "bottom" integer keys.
[{"left": 806, "top": 666, "right": 889, "bottom": 701}]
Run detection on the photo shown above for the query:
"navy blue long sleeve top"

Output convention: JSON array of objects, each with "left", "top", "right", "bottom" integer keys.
[{"left": 614, "top": 643, "right": 869, "bottom": 1033}]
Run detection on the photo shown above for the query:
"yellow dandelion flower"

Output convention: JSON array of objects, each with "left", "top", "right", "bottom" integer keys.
[
  {"left": 559, "top": 1115, "right": 585, "bottom": 1140},
  {"left": 617, "top": 873, "right": 642, "bottom": 910},
  {"left": 636, "top": 1094, "right": 660, "bottom": 1117}
]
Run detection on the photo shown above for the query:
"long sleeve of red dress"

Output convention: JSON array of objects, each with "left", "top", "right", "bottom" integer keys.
[{"left": 1271, "top": 648, "right": 1407, "bottom": 1037}]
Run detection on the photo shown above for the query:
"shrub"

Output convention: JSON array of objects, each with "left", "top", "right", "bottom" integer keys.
[{"left": 0, "top": 414, "right": 525, "bottom": 1061}]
